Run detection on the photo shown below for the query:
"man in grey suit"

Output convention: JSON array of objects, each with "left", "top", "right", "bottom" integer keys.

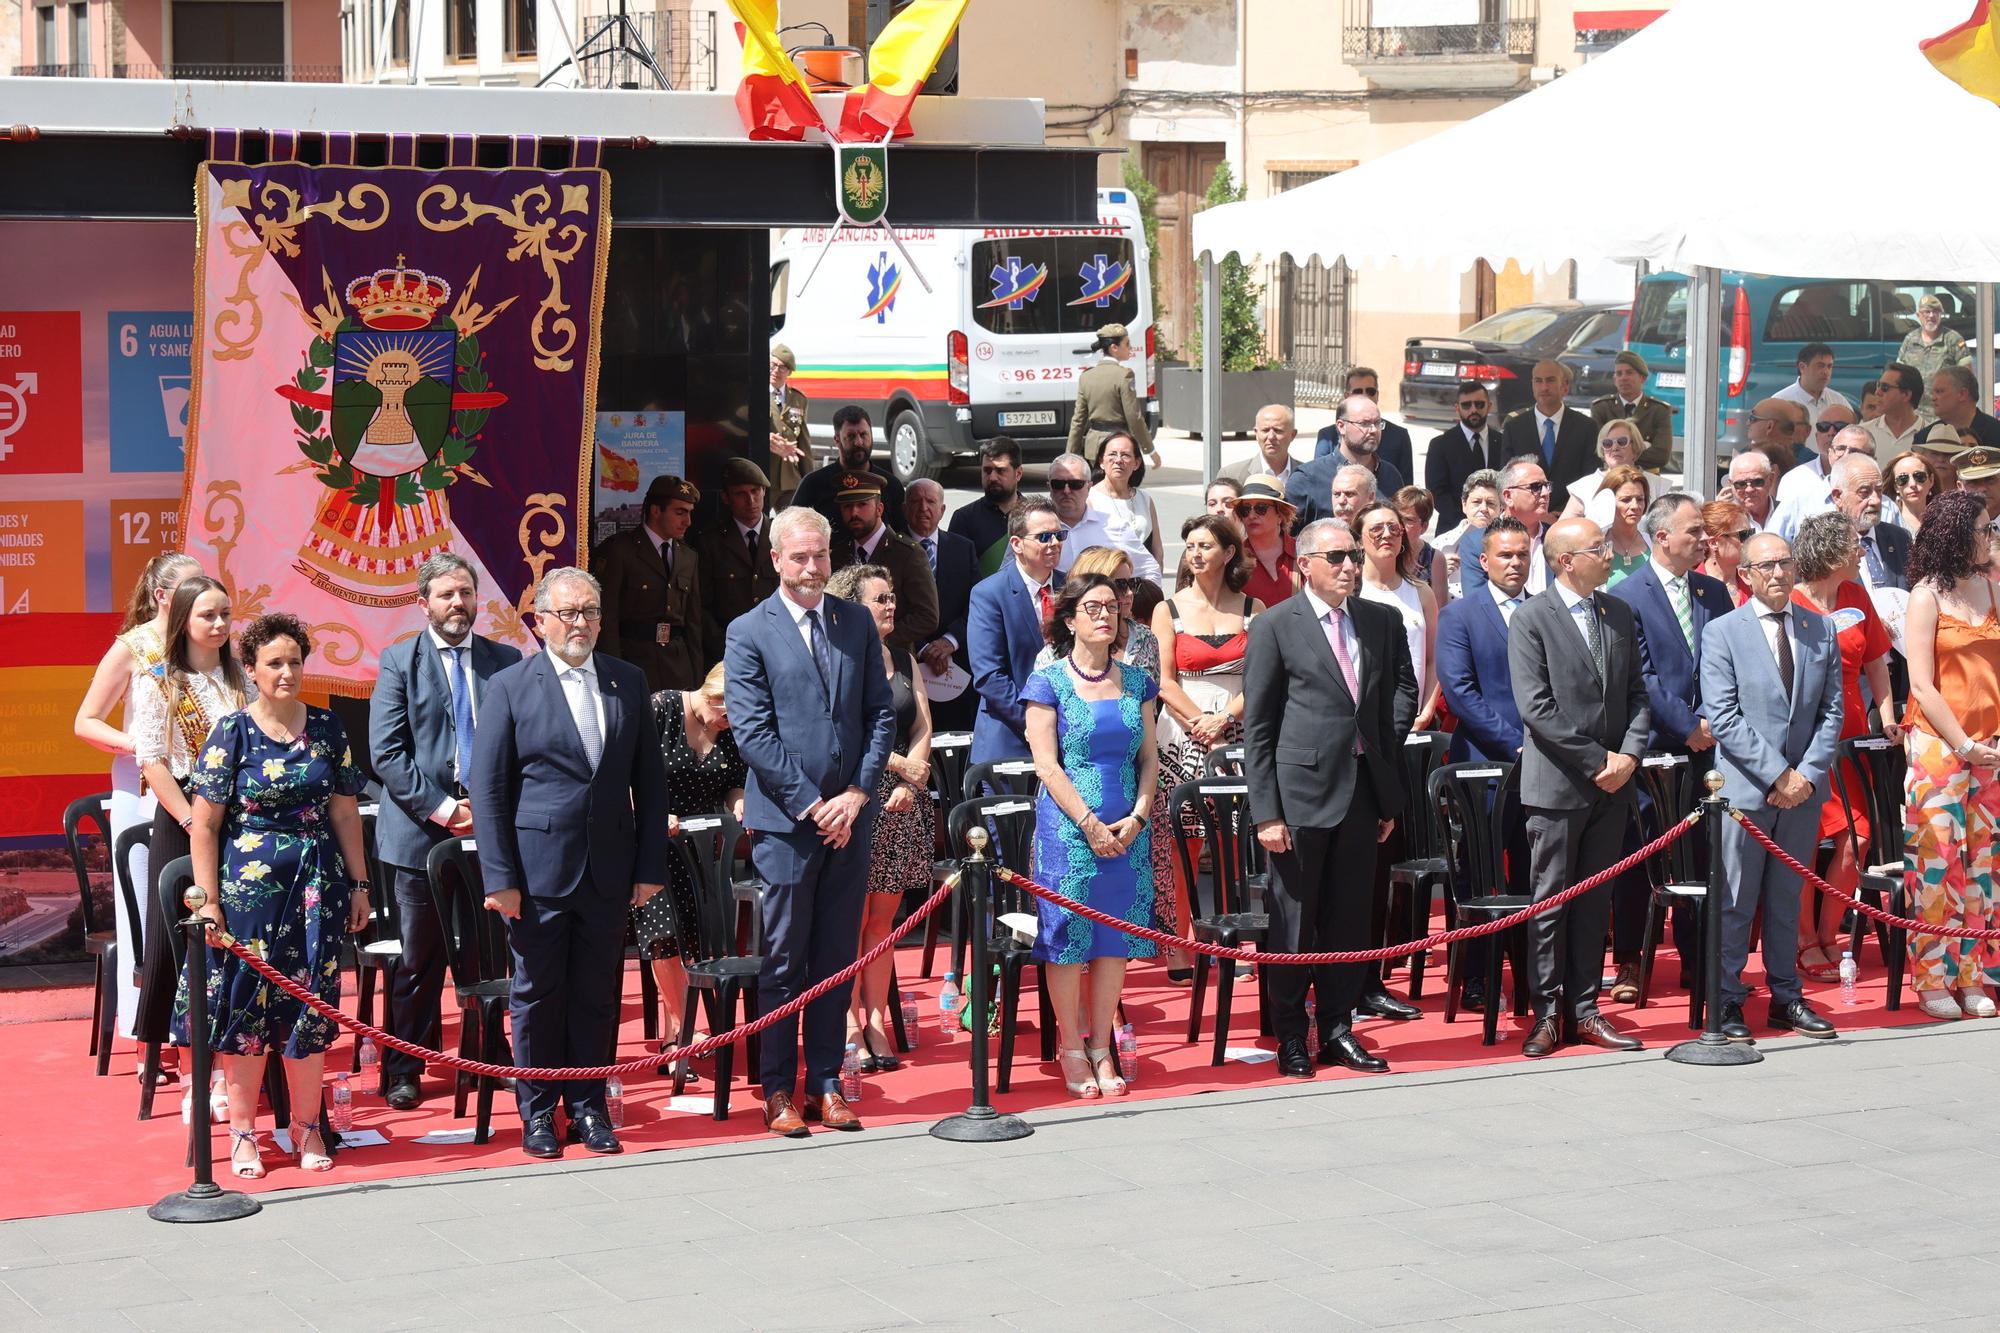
[
  {"left": 1219, "top": 404, "right": 1305, "bottom": 491},
  {"left": 1243, "top": 518, "right": 1418, "bottom": 1079},
  {"left": 368, "top": 552, "right": 521, "bottom": 1110},
  {"left": 1509, "top": 518, "right": 1652, "bottom": 1058},
  {"left": 1700, "top": 533, "right": 1843, "bottom": 1042}
]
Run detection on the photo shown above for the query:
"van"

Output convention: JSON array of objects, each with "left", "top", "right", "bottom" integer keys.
[
  {"left": 1626, "top": 271, "right": 1980, "bottom": 455},
  {"left": 771, "top": 188, "right": 1155, "bottom": 483}
]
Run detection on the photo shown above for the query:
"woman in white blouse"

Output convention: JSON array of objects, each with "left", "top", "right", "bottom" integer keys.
[
  {"left": 1561, "top": 418, "right": 1662, "bottom": 527},
  {"left": 131, "top": 576, "right": 249, "bottom": 1065},
  {"left": 1089, "top": 433, "right": 1166, "bottom": 583}
]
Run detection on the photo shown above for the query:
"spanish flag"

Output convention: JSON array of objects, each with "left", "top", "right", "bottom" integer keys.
[
  {"left": 1921, "top": 0, "right": 2000, "bottom": 104},
  {"left": 838, "top": 0, "right": 969, "bottom": 142},
  {"left": 726, "top": 0, "right": 826, "bottom": 141}
]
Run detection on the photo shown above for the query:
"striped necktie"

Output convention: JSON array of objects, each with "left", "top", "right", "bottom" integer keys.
[{"left": 1666, "top": 575, "right": 1695, "bottom": 650}]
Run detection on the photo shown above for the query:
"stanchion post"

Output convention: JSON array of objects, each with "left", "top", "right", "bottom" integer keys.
[
  {"left": 150, "top": 885, "right": 263, "bottom": 1223},
  {"left": 930, "top": 826, "right": 1033, "bottom": 1143},
  {"left": 1666, "top": 773, "right": 1763, "bottom": 1067}
]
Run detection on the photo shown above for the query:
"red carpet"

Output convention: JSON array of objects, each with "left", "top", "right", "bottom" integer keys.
[{"left": 0, "top": 931, "right": 1931, "bottom": 1221}]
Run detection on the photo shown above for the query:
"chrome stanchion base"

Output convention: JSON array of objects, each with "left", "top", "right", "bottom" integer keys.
[
  {"left": 148, "top": 1182, "right": 262, "bottom": 1224},
  {"left": 1664, "top": 1032, "right": 1764, "bottom": 1066},
  {"left": 929, "top": 1105, "right": 1034, "bottom": 1142}
]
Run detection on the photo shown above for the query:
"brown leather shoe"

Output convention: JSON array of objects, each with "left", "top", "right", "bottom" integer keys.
[
  {"left": 1608, "top": 961, "right": 1640, "bottom": 1005},
  {"left": 1522, "top": 1016, "right": 1561, "bottom": 1058},
  {"left": 1576, "top": 1014, "right": 1644, "bottom": 1052},
  {"left": 803, "top": 1091, "right": 864, "bottom": 1131},
  {"left": 763, "top": 1091, "right": 810, "bottom": 1139}
]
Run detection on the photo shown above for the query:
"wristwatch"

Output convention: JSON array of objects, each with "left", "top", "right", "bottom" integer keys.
[
  {"left": 351, "top": 878, "right": 373, "bottom": 895},
  {"left": 1956, "top": 739, "right": 1978, "bottom": 760}
]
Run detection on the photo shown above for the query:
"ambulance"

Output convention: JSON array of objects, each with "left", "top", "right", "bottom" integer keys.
[{"left": 771, "top": 187, "right": 1156, "bottom": 483}]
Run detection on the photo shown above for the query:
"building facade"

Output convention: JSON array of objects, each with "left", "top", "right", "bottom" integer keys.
[
  {"left": 339, "top": 0, "right": 722, "bottom": 88},
  {"left": 13, "top": 0, "right": 342, "bottom": 79}
]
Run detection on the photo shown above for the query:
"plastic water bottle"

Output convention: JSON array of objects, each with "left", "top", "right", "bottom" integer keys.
[
  {"left": 938, "top": 974, "right": 963, "bottom": 1034},
  {"left": 1839, "top": 951, "right": 1859, "bottom": 1006},
  {"left": 358, "top": 1037, "right": 379, "bottom": 1077},
  {"left": 840, "top": 1043, "right": 864, "bottom": 1102},
  {"left": 900, "top": 990, "right": 922, "bottom": 1048},
  {"left": 1304, "top": 996, "right": 1319, "bottom": 1051},
  {"left": 606, "top": 1074, "right": 625, "bottom": 1128},
  {"left": 1116, "top": 1024, "right": 1139, "bottom": 1086},
  {"left": 329, "top": 1073, "right": 353, "bottom": 1133}
]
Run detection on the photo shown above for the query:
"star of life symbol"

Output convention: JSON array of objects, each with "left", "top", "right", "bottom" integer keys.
[
  {"left": 987, "top": 256, "right": 1044, "bottom": 311},
  {"left": 1073, "top": 254, "right": 1129, "bottom": 308},
  {"left": 865, "top": 251, "right": 901, "bottom": 324}
]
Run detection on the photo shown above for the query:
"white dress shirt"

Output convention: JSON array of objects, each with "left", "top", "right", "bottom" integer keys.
[
  {"left": 1301, "top": 587, "right": 1362, "bottom": 666},
  {"left": 1055, "top": 506, "right": 1116, "bottom": 575},
  {"left": 1488, "top": 579, "right": 1525, "bottom": 626},
  {"left": 1770, "top": 467, "right": 1833, "bottom": 541},
  {"left": 1554, "top": 579, "right": 1599, "bottom": 658},
  {"left": 852, "top": 523, "right": 887, "bottom": 563},
  {"left": 546, "top": 646, "right": 607, "bottom": 765}
]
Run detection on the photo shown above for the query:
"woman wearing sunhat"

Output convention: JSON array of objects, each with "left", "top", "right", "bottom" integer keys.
[
  {"left": 1227, "top": 474, "right": 1298, "bottom": 607},
  {"left": 1067, "top": 323, "right": 1160, "bottom": 470}
]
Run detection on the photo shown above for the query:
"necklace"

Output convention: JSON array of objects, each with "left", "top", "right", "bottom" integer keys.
[{"left": 1067, "top": 652, "right": 1111, "bottom": 682}]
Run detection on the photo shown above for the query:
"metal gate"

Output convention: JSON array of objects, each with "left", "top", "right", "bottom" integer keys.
[{"left": 1269, "top": 170, "right": 1351, "bottom": 408}]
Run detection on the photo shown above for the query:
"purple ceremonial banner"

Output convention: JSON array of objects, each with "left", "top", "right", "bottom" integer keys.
[{"left": 179, "top": 155, "right": 611, "bottom": 691}]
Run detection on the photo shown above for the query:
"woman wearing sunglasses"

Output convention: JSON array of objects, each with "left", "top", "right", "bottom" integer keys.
[
  {"left": 1700, "top": 499, "right": 1757, "bottom": 606},
  {"left": 1884, "top": 450, "right": 1939, "bottom": 536},
  {"left": 1227, "top": 476, "right": 1298, "bottom": 608},
  {"left": 1560, "top": 419, "right": 1662, "bottom": 528}
]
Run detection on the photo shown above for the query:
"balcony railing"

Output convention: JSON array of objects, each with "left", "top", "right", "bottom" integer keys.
[
  {"left": 569, "top": 7, "right": 718, "bottom": 91},
  {"left": 1341, "top": 0, "right": 1537, "bottom": 62},
  {"left": 12, "top": 61, "right": 343, "bottom": 81}
]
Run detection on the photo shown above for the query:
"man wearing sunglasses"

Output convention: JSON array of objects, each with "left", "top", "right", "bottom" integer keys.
[
  {"left": 1861, "top": 361, "right": 1925, "bottom": 457},
  {"left": 1043, "top": 452, "right": 1129, "bottom": 579},
  {"left": 1770, "top": 414, "right": 1865, "bottom": 541},
  {"left": 1726, "top": 450, "right": 1780, "bottom": 534},
  {"left": 967, "top": 499, "right": 1067, "bottom": 764}
]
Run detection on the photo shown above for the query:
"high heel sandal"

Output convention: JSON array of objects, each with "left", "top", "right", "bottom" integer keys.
[
  {"left": 291, "top": 1119, "right": 334, "bottom": 1172},
  {"left": 180, "top": 1072, "right": 228, "bottom": 1126},
  {"left": 228, "top": 1128, "right": 265, "bottom": 1179},
  {"left": 1059, "top": 1049, "right": 1101, "bottom": 1099},
  {"left": 1085, "top": 1046, "right": 1127, "bottom": 1097}
]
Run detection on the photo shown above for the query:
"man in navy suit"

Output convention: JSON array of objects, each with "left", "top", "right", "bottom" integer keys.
[
  {"left": 967, "top": 498, "right": 1067, "bottom": 764},
  {"left": 1604, "top": 493, "right": 1735, "bottom": 999},
  {"left": 726, "top": 507, "right": 896, "bottom": 1137},
  {"left": 369, "top": 552, "right": 522, "bottom": 1111},
  {"left": 905, "top": 478, "right": 980, "bottom": 733},
  {"left": 468, "top": 567, "right": 668, "bottom": 1159}
]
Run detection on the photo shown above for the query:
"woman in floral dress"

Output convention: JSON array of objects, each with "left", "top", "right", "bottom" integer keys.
[{"left": 179, "top": 613, "right": 370, "bottom": 1179}]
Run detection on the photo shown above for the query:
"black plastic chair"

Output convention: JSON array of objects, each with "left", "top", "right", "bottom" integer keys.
[
  {"left": 1431, "top": 762, "right": 1531, "bottom": 1045},
  {"left": 1168, "top": 778, "right": 1271, "bottom": 1065},
  {"left": 116, "top": 825, "right": 170, "bottom": 1118},
  {"left": 347, "top": 811, "right": 404, "bottom": 1087},
  {"left": 920, "top": 730, "right": 976, "bottom": 980},
  {"left": 1634, "top": 752, "right": 1708, "bottom": 1028},
  {"left": 962, "top": 758, "right": 1041, "bottom": 801},
  {"left": 424, "top": 836, "right": 511, "bottom": 1144},
  {"left": 62, "top": 792, "right": 117, "bottom": 1074},
  {"left": 1386, "top": 731, "right": 1452, "bottom": 1000},
  {"left": 672, "top": 812, "right": 765, "bottom": 1121},
  {"left": 1836, "top": 735, "right": 1911, "bottom": 1011},
  {"left": 947, "top": 794, "right": 1052, "bottom": 1092},
  {"left": 1201, "top": 745, "right": 1246, "bottom": 778}
]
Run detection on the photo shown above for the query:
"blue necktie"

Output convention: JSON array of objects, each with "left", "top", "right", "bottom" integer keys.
[
  {"left": 806, "top": 608, "right": 834, "bottom": 699},
  {"left": 1540, "top": 417, "right": 1556, "bottom": 466},
  {"left": 447, "top": 646, "right": 474, "bottom": 782},
  {"left": 1862, "top": 534, "right": 1889, "bottom": 587}
]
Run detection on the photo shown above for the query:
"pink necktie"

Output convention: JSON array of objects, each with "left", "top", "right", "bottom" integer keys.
[{"left": 1325, "top": 607, "right": 1364, "bottom": 754}]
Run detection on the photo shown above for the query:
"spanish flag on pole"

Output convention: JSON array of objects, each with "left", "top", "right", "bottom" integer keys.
[
  {"left": 839, "top": 0, "right": 970, "bottom": 142},
  {"left": 726, "top": 0, "right": 827, "bottom": 141},
  {"left": 1921, "top": 0, "right": 2000, "bottom": 104}
]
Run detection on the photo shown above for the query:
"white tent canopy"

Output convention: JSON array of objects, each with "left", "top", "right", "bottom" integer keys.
[{"left": 1188, "top": 0, "right": 2000, "bottom": 484}]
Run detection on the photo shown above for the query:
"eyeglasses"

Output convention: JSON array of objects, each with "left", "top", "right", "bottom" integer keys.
[
  {"left": 868, "top": 593, "right": 898, "bottom": 607},
  {"left": 545, "top": 607, "right": 602, "bottom": 624},
  {"left": 1048, "top": 478, "right": 1089, "bottom": 492},
  {"left": 1301, "top": 548, "right": 1366, "bottom": 567},
  {"left": 1342, "top": 419, "right": 1384, "bottom": 432},
  {"left": 1895, "top": 471, "right": 1932, "bottom": 487},
  {"left": 1238, "top": 502, "right": 1277, "bottom": 517},
  {"left": 1075, "top": 601, "right": 1120, "bottom": 620},
  {"left": 1505, "top": 480, "right": 1553, "bottom": 494},
  {"left": 1023, "top": 529, "right": 1069, "bottom": 545},
  {"left": 1569, "top": 541, "right": 1613, "bottom": 559},
  {"left": 1744, "top": 558, "right": 1796, "bottom": 575}
]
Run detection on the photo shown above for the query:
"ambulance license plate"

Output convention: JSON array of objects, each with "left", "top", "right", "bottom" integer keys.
[{"left": 999, "top": 410, "right": 1058, "bottom": 427}]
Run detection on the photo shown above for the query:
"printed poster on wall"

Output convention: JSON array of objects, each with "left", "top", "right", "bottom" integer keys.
[{"left": 592, "top": 409, "right": 686, "bottom": 541}]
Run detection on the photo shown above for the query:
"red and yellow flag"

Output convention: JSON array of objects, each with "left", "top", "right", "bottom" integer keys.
[
  {"left": 838, "top": 0, "right": 969, "bottom": 142},
  {"left": 1921, "top": 0, "right": 2000, "bottom": 104},
  {"left": 726, "top": 0, "right": 827, "bottom": 141}
]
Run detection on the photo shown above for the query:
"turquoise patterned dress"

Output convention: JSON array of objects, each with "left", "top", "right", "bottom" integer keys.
[
  {"left": 1021, "top": 661, "right": 1159, "bottom": 964},
  {"left": 173, "top": 706, "right": 367, "bottom": 1058}
]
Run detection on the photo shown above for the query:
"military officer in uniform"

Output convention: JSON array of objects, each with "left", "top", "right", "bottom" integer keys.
[
  {"left": 592, "top": 474, "right": 708, "bottom": 692},
  {"left": 696, "top": 456, "right": 779, "bottom": 660},
  {"left": 1590, "top": 350, "right": 1676, "bottom": 473},
  {"left": 1066, "top": 322, "right": 1159, "bottom": 469},
  {"left": 830, "top": 470, "right": 941, "bottom": 653},
  {"left": 769, "top": 344, "right": 811, "bottom": 506}
]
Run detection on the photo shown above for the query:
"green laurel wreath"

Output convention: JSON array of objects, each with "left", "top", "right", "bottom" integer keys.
[{"left": 291, "top": 320, "right": 486, "bottom": 508}]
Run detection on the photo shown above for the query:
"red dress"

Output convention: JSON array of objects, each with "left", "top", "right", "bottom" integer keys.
[
  {"left": 1242, "top": 538, "right": 1296, "bottom": 607},
  {"left": 1793, "top": 582, "right": 1890, "bottom": 842}
]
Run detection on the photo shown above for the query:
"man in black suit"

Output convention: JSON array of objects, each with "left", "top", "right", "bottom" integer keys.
[
  {"left": 1242, "top": 518, "right": 1418, "bottom": 1079},
  {"left": 1314, "top": 366, "right": 1413, "bottom": 484},
  {"left": 468, "top": 567, "right": 669, "bottom": 1158},
  {"left": 368, "top": 553, "right": 523, "bottom": 1110},
  {"left": 829, "top": 471, "right": 939, "bottom": 653},
  {"left": 1425, "top": 380, "right": 1501, "bottom": 532},
  {"left": 1827, "top": 454, "right": 1910, "bottom": 590},
  {"left": 1499, "top": 361, "right": 1598, "bottom": 513},
  {"left": 904, "top": 478, "right": 979, "bottom": 732},
  {"left": 1508, "top": 518, "right": 1651, "bottom": 1059},
  {"left": 695, "top": 457, "right": 778, "bottom": 660},
  {"left": 793, "top": 405, "right": 909, "bottom": 536},
  {"left": 592, "top": 474, "right": 707, "bottom": 691}
]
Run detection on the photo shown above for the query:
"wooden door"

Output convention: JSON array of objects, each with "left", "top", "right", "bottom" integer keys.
[{"left": 1142, "top": 141, "right": 1227, "bottom": 357}]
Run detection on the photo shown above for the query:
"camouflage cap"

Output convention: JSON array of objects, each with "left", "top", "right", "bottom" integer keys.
[{"left": 1095, "top": 323, "right": 1129, "bottom": 343}]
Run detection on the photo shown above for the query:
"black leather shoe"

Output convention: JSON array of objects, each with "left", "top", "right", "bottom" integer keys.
[
  {"left": 1768, "top": 999, "right": 1837, "bottom": 1039},
  {"left": 385, "top": 1077, "right": 423, "bottom": 1111},
  {"left": 522, "top": 1114, "right": 562, "bottom": 1159},
  {"left": 1317, "top": 1030, "right": 1390, "bottom": 1074},
  {"left": 1276, "top": 1037, "right": 1316, "bottom": 1079},
  {"left": 566, "top": 1111, "right": 624, "bottom": 1154},
  {"left": 1719, "top": 1002, "right": 1754, "bottom": 1043},
  {"left": 1358, "top": 990, "right": 1422, "bottom": 1021}
]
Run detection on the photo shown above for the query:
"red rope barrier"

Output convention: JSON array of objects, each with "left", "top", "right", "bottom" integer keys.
[
  {"left": 993, "top": 812, "right": 1700, "bottom": 963},
  {"left": 200, "top": 875, "right": 957, "bottom": 1081},
  {"left": 1728, "top": 810, "right": 2000, "bottom": 942}
]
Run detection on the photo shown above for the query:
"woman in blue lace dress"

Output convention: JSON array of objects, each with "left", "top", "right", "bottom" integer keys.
[
  {"left": 1022, "top": 572, "right": 1160, "bottom": 1101},
  {"left": 179, "top": 613, "right": 370, "bottom": 1179}
]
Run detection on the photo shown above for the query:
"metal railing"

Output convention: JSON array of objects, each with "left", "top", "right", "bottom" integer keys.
[
  {"left": 1281, "top": 358, "right": 1354, "bottom": 411},
  {"left": 569, "top": 6, "right": 718, "bottom": 91},
  {"left": 12, "top": 61, "right": 343, "bottom": 81},
  {"left": 1341, "top": 0, "right": 1536, "bottom": 61}
]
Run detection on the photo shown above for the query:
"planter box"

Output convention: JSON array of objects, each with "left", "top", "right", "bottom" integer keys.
[{"left": 1159, "top": 365, "right": 1298, "bottom": 438}]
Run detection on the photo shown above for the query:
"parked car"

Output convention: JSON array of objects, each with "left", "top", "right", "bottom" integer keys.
[
  {"left": 1626, "top": 272, "right": 1983, "bottom": 456},
  {"left": 1561, "top": 305, "right": 1640, "bottom": 411},
  {"left": 1400, "top": 301, "right": 1628, "bottom": 426}
]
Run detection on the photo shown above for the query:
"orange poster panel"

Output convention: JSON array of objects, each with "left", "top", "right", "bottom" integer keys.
[
  {"left": 108, "top": 498, "right": 184, "bottom": 605},
  {"left": 0, "top": 501, "right": 85, "bottom": 616}
]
